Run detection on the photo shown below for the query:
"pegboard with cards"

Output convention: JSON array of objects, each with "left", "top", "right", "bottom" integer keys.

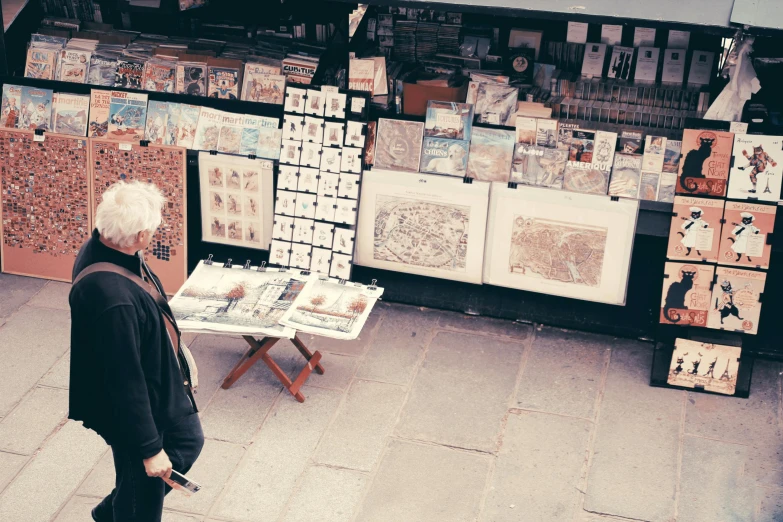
[{"left": 272, "top": 87, "right": 370, "bottom": 280}]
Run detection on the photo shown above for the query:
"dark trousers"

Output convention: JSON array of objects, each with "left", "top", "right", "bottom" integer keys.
[{"left": 94, "top": 413, "right": 204, "bottom": 522}]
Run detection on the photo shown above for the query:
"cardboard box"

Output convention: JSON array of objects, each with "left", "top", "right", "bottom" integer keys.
[{"left": 403, "top": 80, "right": 469, "bottom": 116}]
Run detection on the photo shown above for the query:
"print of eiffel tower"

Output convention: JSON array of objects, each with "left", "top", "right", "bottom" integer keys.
[
  {"left": 719, "top": 360, "right": 732, "bottom": 381},
  {"left": 764, "top": 177, "right": 772, "bottom": 194}
]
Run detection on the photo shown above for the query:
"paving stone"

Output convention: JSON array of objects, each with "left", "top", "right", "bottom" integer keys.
[
  {"left": 280, "top": 465, "right": 368, "bottom": 522},
  {"left": 299, "top": 304, "right": 384, "bottom": 356},
  {"left": 0, "top": 451, "right": 28, "bottom": 494},
  {"left": 307, "top": 351, "right": 360, "bottom": 391},
  {"left": 516, "top": 328, "right": 609, "bottom": 419},
  {"left": 39, "top": 350, "right": 70, "bottom": 389},
  {"left": 395, "top": 331, "right": 524, "bottom": 452},
  {"left": 314, "top": 379, "right": 406, "bottom": 471},
  {"left": 212, "top": 387, "right": 341, "bottom": 521},
  {"left": 0, "top": 421, "right": 107, "bottom": 521},
  {"left": 584, "top": 342, "right": 682, "bottom": 522},
  {"left": 165, "top": 439, "right": 244, "bottom": 515},
  {"left": 482, "top": 412, "right": 591, "bottom": 522},
  {"left": 678, "top": 435, "right": 755, "bottom": 521},
  {"left": 52, "top": 495, "right": 98, "bottom": 522},
  {"left": 78, "top": 450, "right": 114, "bottom": 499},
  {"left": 162, "top": 510, "right": 203, "bottom": 522},
  {"left": 0, "top": 274, "right": 46, "bottom": 319},
  {"left": 26, "top": 281, "right": 71, "bottom": 311},
  {"left": 437, "top": 310, "right": 532, "bottom": 340},
  {"left": 756, "top": 488, "right": 783, "bottom": 522},
  {"left": 185, "top": 334, "right": 260, "bottom": 408},
  {"left": 0, "top": 306, "right": 70, "bottom": 416},
  {"left": 356, "top": 439, "right": 490, "bottom": 522},
  {"left": 355, "top": 304, "right": 440, "bottom": 385},
  {"left": 0, "top": 386, "right": 68, "bottom": 454}
]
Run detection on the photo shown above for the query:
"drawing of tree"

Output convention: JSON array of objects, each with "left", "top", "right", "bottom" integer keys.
[
  {"left": 346, "top": 296, "right": 368, "bottom": 327},
  {"left": 224, "top": 283, "right": 246, "bottom": 312},
  {"left": 309, "top": 294, "right": 326, "bottom": 315}
]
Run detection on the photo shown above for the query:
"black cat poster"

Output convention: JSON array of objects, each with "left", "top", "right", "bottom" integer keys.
[
  {"left": 667, "top": 339, "right": 740, "bottom": 395},
  {"left": 676, "top": 129, "right": 733, "bottom": 197},
  {"left": 660, "top": 262, "right": 714, "bottom": 327},
  {"left": 707, "top": 267, "right": 765, "bottom": 335}
]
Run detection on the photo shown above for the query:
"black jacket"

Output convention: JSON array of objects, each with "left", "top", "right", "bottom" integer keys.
[{"left": 69, "top": 230, "right": 195, "bottom": 459}]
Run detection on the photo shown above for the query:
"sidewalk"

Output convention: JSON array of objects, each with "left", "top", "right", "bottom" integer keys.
[{"left": 0, "top": 272, "right": 781, "bottom": 522}]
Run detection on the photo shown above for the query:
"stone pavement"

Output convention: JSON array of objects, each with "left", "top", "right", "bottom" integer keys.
[{"left": 0, "top": 272, "right": 782, "bottom": 522}]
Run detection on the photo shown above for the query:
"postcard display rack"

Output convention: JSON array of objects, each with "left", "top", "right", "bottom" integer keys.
[{"left": 650, "top": 128, "right": 783, "bottom": 398}]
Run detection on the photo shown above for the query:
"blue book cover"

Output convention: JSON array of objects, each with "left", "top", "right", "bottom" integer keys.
[
  {"left": 424, "top": 101, "right": 474, "bottom": 141},
  {"left": 20, "top": 86, "right": 53, "bottom": 131},
  {"left": 419, "top": 137, "right": 470, "bottom": 177},
  {"left": 240, "top": 114, "right": 262, "bottom": 156}
]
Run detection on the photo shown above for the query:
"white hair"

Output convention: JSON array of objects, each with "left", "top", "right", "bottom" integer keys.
[{"left": 95, "top": 181, "right": 165, "bottom": 248}]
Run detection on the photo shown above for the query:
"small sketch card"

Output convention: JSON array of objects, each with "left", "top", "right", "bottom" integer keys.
[
  {"left": 338, "top": 173, "right": 361, "bottom": 199},
  {"left": 295, "top": 192, "right": 317, "bottom": 219},
  {"left": 278, "top": 165, "right": 299, "bottom": 190},
  {"left": 330, "top": 253, "right": 353, "bottom": 279},
  {"left": 297, "top": 167, "right": 319, "bottom": 193},
  {"left": 290, "top": 243, "right": 312, "bottom": 270},
  {"left": 273, "top": 214, "right": 295, "bottom": 241},
  {"left": 341, "top": 146, "right": 363, "bottom": 174},
  {"left": 303, "top": 116, "right": 324, "bottom": 143},
  {"left": 321, "top": 147, "right": 342, "bottom": 173},
  {"left": 293, "top": 218, "right": 314, "bottom": 244},
  {"left": 310, "top": 247, "right": 332, "bottom": 274},
  {"left": 300, "top": 141, "right": 322, "bottom": 168},
  {"left": 350, "top": 96, "right": 367, "bottom": 117},
  {"left": 275, "top": 190, "right": 297, "bottom": 217},
  {"left": 312, "top": 222, "right": 335, "bottom": 248},
  {"left": 305, "top": 89, "right": 325, "bottom": 116},
  {"left": 345, "top": 120, "right": 366, "bottom": 148},
  {"left": 283, "top": 114, "right": 305, "bottom": 141},
  {"left": 325, "top": 91, "right": 347, "bottom": 118},
  {"left": 269, "top": 239, "right": 292, "bottom": 266},
  {"left": 318, "top": 172, "right": 340, "bottom": 197},
  {"left": 284, "top": 87, "right": 307, "bottom": 114},
  {"left": 315, "top": 194, "right": 337, "bottom": 221},
  {"left": 324, "top": 122, "right": 345, "bottom": 148},
  {"left": 332, "top": 228, "right": 355, "bottom": 254},
  {"left": 334, "top": 199, "right": 358, "bottom": 225},
  {"left": 280, "top": 139, "right": 302, "bottom": 166}
]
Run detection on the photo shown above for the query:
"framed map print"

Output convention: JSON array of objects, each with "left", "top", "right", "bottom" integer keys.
[
  {"left": 483, "top": 184, "right": 639, "bottom": 305},
  {"left": 355, "top": 168, "right": 490, "bottom": 284}
]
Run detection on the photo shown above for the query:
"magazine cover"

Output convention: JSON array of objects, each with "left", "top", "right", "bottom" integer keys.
[
  {"left": 193, "top": 107, "right": 224, "bottom": 151},
  {"left": 717, "top": 201, "right": 776, "bottom": 269},
  {"left": 114, "top": 58, "right": 144, "bottom": 89},
  {"left": 88, "top": 89, "right": 111, "bottom": 137},
  {"left": 143, "top": 60, "right": 177, "bottom": 93},
  {"left": 515, "top": 116, "right": 537, "bottom": 145},
  {"left": 668, "top": 196, "right": 724, "bottom": 262},
  {"left": 475, "top": 84, "right": 519, "bottom": 126},
  {"left": 423, "top": 101, "right": 474, "bottom": 141},
  {"left": 176, "top": 62, "right": 207, "bottom": 96},
  {"left": 164, "top": 104, "right": 181, "bottom": 146},
  {"left": 51, "top": 93, "right": 89, "bottom": 136},
  {"left": 348, "top": 58, "right": 375, "bottom": 93},
  {"left": 556, "top": 122, "right": 578, "bottom": 151},
  {"left": 726, "top": 134, "right": 783, "bottom": 201},
  {"left": 19, "top": 87, "right": 53, "bottom": 131},
  {"left": 562, "top": 165, "right": 610, "bottom": 195},
  {"left": 662, "top": 139, "right": 682, "bottom": 173},
  {"left": 707, "top": 267, "right": 766, "bottom": 335},
  {"left": 144, "top": 101, "right": 170, "bottom": 145},
  {"left": 419, "top": 137, "right": 469, "bottom": 177},
  {"left": 510, "top": 143, "right": 567, "bottom": 188},
  {"left": 107, "top": 91, "right": 148, "bottom": 142},
  {"left": 466, "top": 127, "right": 514, "bottom": 182},
  {"left": 535, "top": 118, "right": 558, "bottom": 147},
  {"left": 24, "top": 47, "right": 58, "bottom": 80},
  {"left": 208, "top": 66, "right": 240, "bottom": 99},
  {"left": 638, "top": 171, "right": 661, "bottom": 201},
  {"left": 658, "top": 172, "right": 677, "bottom": 202},
  {"left": 57, "top": 49, "right": 91, "bottom": 83},
  {"left": 257, "top": 128, "right": 282, "bottom": 160},
  {"left": 677, "top": 129, "right": 733, "bottom": 197},
  {"left": 217, "top": 112, "right": 244, "bottom": 154},
  {"left": 175, "top": 104, "right": 200, "bottom": 148},
  {"left": 660, "top": 262, "right": 714, "bottom": 327},
  {"left": 591, "top": 131, "right": 617, "bottom": 172},
  {"left": 619, "top": 130, "right": 642, "bottom": 154},
  {"left": 568, "top": 130, "right": 594, "bottom": 164},
  {"left": 608, "top": 153, "right": 642, "bottom": 198},
  {"left": 1, "top": 85, "right": 22, "bottom": 128},
  {"left": 667, "top": 339, "right": 741, "bottom": 395},
  {"left": 642, "top": 135, "right": 667, "bottom": 172},
  {"left": 88, "top": 54, "right": 117, "bottom": 86},
  {"left": 241, "top": 72, "right": 285, "bottom": 104},
  {"left": 239, "top": 114, "right": 263, "bottom": 156},
  {"left": 374, "top": 118, "right": 424, "bottom": 172}
]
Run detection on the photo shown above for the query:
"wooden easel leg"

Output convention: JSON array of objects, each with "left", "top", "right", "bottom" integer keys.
[
  {"left": 291, "top": 335, "right": 326, "bottom": 375},
  {"left": 221, "top": 336, "right": 279, "bottom": 389},
  {"left": 288, "top": 351, "right": 323, "bottom": 399}
]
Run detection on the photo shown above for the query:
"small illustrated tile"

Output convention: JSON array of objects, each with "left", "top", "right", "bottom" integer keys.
[
  {"left": 313, "top": 222, "right": 335, "bottom": 248},
  {"left": 270, "top": 239, "right": 292, "bottom": 266},
  {"left": 278, "top": 165, "right": 299, "bottom": 190},
  {"left": 321, "top": 147, "right": 342, "bottom": 173},
  {"left": 330, "top": 253, "right": 353, "bottom": 279},
  {"left": 293, "top": 217, "right": 315, "bottom": 244},
  {"left": 283, "top": 114, "right": 305, "bottom": 141},
  {"left": 341, "top": 146, "right": 363, "bottom": 174},
  {"left": 349, "top": 95, "right": 367, "bottom": 117},
  {"left": 284, "top": 87, "right": 307, "bottom": 113},
  {"left": 325, "top": 91, "right": 347, "bottom": 119},
  {"left": 275, "top": 189, "right": 297, "bottom": 217},
  {"left": 333, "top": 227, "right": 356, "bottom": 254},
  {"left": 338, "top": 173, "right": 361, "bottom": 199},
  {"left": 305, "top": 89, "right": 326, "bottom": 116},
  {"left": 296, "top": 192, "right": 317, "bottom": 219},
  {"left": 315, "top": 194, "right": 337, "bottom": 221},
  {"left": 273, "top": 214, "right": 295, "bottom": 241},
  {"left": 280, "top": 139, "right": 302, "bottom": 165},
  {"left": 324, "top": 121, "right": 345, "bottom": 148},
  {"left": 318, "top": 172, "right": 340, "bottom": 197},
  {"left": 290, "top": 242, "right": 312, "bottom": 269},
  {"left": 301, "top": 141, "right": 322, "bottom": 169},
  {"left": 334, "top": 199, "right": 358, "bottom": 225},
  {"left": 303, "top": 116, "right": 324, "bottom": 144},
  {"left": 345, "top": 120, "right": 366, "bottom": 148},
  {"left": 310, "top": 247, "right": 332, "bottom": 274},
  {"left": 297, "top": 167, "right": 320, "bottom": 193}
]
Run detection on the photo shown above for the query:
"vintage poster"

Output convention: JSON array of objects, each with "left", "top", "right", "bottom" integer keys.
[
  {"left": 663, "top": 139, "right": 682, "bottom": 173},
  {"left": 114, "top": 58, "right": 144, "bottom": 89},
  {"left": 107, "top": 90, "right": 148, "bottom": 142},
  {"left": 279, "top": 277, "right": 384, "bottom": 340},
  {"left": 466, "top": 127, "right": 514, "bottom": 182},
  {"left": 510, "top": 144, "right": 567, "bottom": 189},
  {"left": 658, "top": 172, "right": 677, "bottom": 203},
  {"left": 638, "top": 171, "right": 661, "bottom": 201},
  {"left": 717, "top": 201, "right": 776, "bottom": 269},
  {"left": 677, "top": 129, "right": 733, "bottom": 197},
  {"left": 241, "top": 73, "right": 285, "bottom": 104},
  {"left": 424, "top": 101, "right": 474, "bottom": 141},
  {"left": 1, "top": 84, "right": 21, "bottom": 128},
  {"left": 515, "top": 116, "right": 537, "bottom": 145},
  {"left": 91, "top": 140, "right": 188, "bottom": 293},
  {"left": 176, "top": 61, "right": 207, "bottom": 96},
  {"left": 57, "top": 49, "right": 91, "bottom": 83},
  {"left": 419, "top": 137, "right": 469, "bottom": 177},
  {"left": 198, "top": 152, "right": 274, "bottom": 250},
  {"left": 0, "top": 130, "right": 90, "bottom": 282},
  {"left": 88, "top": 89, "right": 111, "bottom": 137},
  {"left": 475, "top": 84, "right": 518, "bottom": 126},
  {"left": 374, "top": 118, "right": 424, "bottom": 173},
  {"left": 169, "top": 261, "right": 303, "bottom": 338},
  {"left": 51, "top": 93, "right": 89, "bottom": 136},
  {"left": 19, "top": 87, "right": 53, "bottom": 131},
  {"left": 356, "top": 169, "right": 490, "bottom": 284},
  {"left": 667, "top": 339, "right": 741, "bottom": 395},
  {"left": 535, "top": 118, "right": 558, "bottom": 148},
  {"left": 660, "top": 262, "right": 714, "bottom": 326},
  {"left": 608, "top": 153, "right": 642, "bottom": 198},
  {"left": 726, "top": 134, "right": 783, "bottom": 202},
  {"left": 706, "top": 267, "right": 766, "bottom": 335},
  {"left": 193, "top": 107, "right": 224, "bottom": 151},
  {"left": 208, "top": 66, "right": 240, "bottom": 99},
  {"left": 24, "top": 47, "right": 57, "bottom": 80},
  {"left": 667, "top": 196, "right": 724, "bottom": 262}
]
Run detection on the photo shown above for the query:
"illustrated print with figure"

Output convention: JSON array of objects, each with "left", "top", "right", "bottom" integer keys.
[
  {"left": 714, "top": 280, "right": 743, "bottom": 325},
  {"left": 718, "top": 201, "right": 776, "bottom": 269},
  {"left": 738, "top": 145, "right": 777, "bottom": 194},
  {"left": 660, "top": 263, "right": 714, "bottom": 327},
  {"left": 727, "top": 212, "right": 760, "bottom": 263},
  {"left": 667, "top": 339, "right": 741, "bottom": 395},
  {"left": 727, "top": 134, "right": 783, "bottom": 202},
  {"left": 667, "top": 196, "right": 723, "bottom": 263},
  {"left": 706, "top": 267, "right": 766, "bottom": 334},
  {"left": 677, "top": 129, "right": 732, "bottom": 196},
  {"left": 677, "top": 206, "right": 708, "bottom": 257}
]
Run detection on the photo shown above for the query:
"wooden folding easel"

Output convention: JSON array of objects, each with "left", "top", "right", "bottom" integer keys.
[{"left": 220, "top": 334, "right": 325, "bottom": 403}]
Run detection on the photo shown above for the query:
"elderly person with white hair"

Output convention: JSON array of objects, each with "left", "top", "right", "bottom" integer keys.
[{"left": 69, "top": 181, "right": 203, "bottom": 522}]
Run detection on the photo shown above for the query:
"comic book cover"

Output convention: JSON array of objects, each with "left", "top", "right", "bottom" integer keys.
[
  {"left": 660, "top": 262, "right": 714, "bottom": 327},
  {"left": 107, "top": 90, "right": 148, "bottom": 142},
  {"left": 1, "top": 85, "right": 22, "bottom": 128},
  {"left": 51, "top": 93, "right": 89, "bottom": 136},
  {"left": 217, "top": 112, "right": 244, "bottom": 154},
  {"left": 726, "top": 134, "right": 783, "bottom": 202},
  {"left": 707, "top": 267, "right": 766, "bottom": 335},
  {"left": 242, "top": 62, "right": 284, "bottom": 103},
  {"left": 591, "top": 131, "right": 617, "bottom": 172},
  {"left": 240, "top": 114, "right": 263, "bottom": 156},
  {"left": 717, "top": 201, "right": 776, "bottom": 269},
  {"left": 57, "top": 49, "right": 91, "bottom": 83},
  {"left": 143, "top": 60, "right": 177, "bottom": 93},
  {"left": 19, "top": 87, "right": 53, "bottom": 131},
  {"left": 662, "top": 139, "right": 682, "bottom": 173},
  {"left": 88, "top": 89, "right": 111, "bottom": 137},
  {"left": 176, "top": 62, "right": 207, "bottom": 96},
  {"left": 466, "top": 127, "right": 514, "bottom": 182},
  {"left": 208, "top": 66, "right": 240, "bottom": 99},
  {"left": 165, "top": 103, "right": 181, "bottom": 146},
  {"left": 114, "top": 58, "right": 144, "bottom": 89},
  {"left": 24, "top": 47, "right": 58, "bottom": 80},
  {"left": 175, "top": 104, "right": 200, "bottom": 149},
  {"left": 193, "top": 107, "right": 224, "bottom": 151},
  {"left": 667, "top": 339, "right": 740, "bottom": 395},
  {"left": 257, "top": 127, "right": 282, "bottom": 160},
  {"left": 510, "top": 143, "right": 567, "bottom": 188},
  {"left": 608, "top": 153, "right": 642, "bottom": 198},
  {"left": 638, "top": 171, "right": 661, "bottom": 201},
  {"left": 667, "top": 196, "right": 724, "bottom": 262},
  {"left": 144, "top": 101, "right": 170, "bottom": 145},
  {"left": 419, "top": 137, "right": 469, "bottom": 177},
  {"left": 423, "top": 101, "right": 474, "bottom": 141},
  {"left": 677, "top": 129, "right": 733, "bottom": 197},
  {"left": 30, "top": 34, "right": 67, "bottom": 47},
  {"left": 475, "top": 84, "right": 519, "bottom": 126},
  {"left": 88, "top": 53, "right": 118, "bottom": 86}
]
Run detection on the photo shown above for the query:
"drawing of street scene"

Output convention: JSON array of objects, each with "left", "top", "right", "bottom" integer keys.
[{"left": 282, "top": 279, "right": 372, "bottom": 336}]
